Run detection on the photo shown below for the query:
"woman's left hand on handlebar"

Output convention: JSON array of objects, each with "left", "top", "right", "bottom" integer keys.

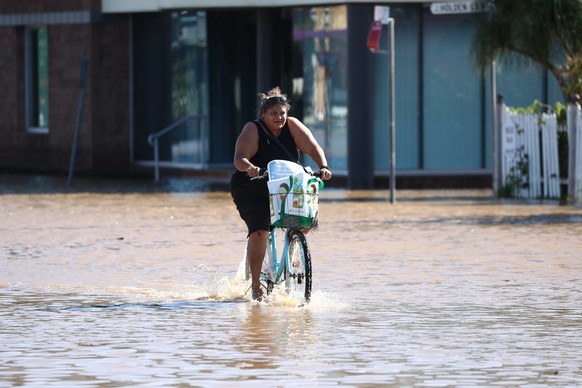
[{"left": 319, "top": 167, "right": 332, "bottom": 181}]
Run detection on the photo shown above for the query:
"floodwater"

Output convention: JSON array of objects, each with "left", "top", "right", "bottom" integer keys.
[{"left": 1, "top": 174, "right": 581, "bottom": 387}]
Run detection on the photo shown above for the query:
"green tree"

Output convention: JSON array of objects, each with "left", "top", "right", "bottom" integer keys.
[{"left": 472, "top": 0, "right": 582, "bottom": 102}]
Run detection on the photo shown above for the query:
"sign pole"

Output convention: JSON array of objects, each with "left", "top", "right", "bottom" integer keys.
[
  {"left": 388, "top": 18, "right": 395, "bottom": 203},
  {"left": 369, "top": 6, "right": 396, "bottom": 203},
  {"left": 491, "top": 60, "right": 499, "bottom": 195}
]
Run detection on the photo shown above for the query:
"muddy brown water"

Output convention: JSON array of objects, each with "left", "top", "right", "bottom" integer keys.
[{"left": 1, "top": 174, "right": 581, "bottom": 386}]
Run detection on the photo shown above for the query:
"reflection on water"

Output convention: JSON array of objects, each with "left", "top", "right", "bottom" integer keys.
[{"left": 1, "top": 175, "right": 581, "bottom": 386}]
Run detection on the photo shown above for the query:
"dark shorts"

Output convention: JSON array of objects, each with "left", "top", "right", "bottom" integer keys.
[{"left": 231, "top": 171, "right": 271, "bottom": 236}]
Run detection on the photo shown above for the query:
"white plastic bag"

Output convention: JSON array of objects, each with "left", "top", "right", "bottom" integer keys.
[{"left": 267, "top": 161, "right": 323, "bottom": 229}]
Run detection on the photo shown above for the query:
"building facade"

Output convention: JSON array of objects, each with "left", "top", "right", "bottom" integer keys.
[
  {"left": 0, "top": 0, "right": 563, "bottom": 188},
  {"left": 0, "top": 0, "right": 130, "bottom": 176}
]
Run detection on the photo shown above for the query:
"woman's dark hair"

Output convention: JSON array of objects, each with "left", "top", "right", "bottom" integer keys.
[{"left": 257, "top": 86, "right": 291, "bottom": 118}]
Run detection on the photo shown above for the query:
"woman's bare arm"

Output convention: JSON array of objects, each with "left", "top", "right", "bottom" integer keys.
[
  {"left": 288, "top": 117, "right": 332, "bottom": 180},
  {"left": 233, "top": 122, "right": 261, "bottom": 177}
]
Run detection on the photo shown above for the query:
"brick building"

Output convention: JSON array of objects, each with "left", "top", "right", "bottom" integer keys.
[{"left": 0, "top": 0, "right": 130, "bottom": 176}]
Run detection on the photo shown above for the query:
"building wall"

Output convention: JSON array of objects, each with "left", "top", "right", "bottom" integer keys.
[
  {"left": 0, "top": 0, "right": 130, "bottom": 175},
  {"left": 0, "top": 26, "right": 22, "bottom": 153},
  {"left": 0, "top": 1, "right": 560, "bottom": 189},
  {"left": 87, "top": 20, "right": 131, "bottom": 173}
]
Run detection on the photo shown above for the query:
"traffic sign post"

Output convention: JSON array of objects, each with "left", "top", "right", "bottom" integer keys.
[{"left": 368, "top": 6, "right": 396, "bottom": 203}]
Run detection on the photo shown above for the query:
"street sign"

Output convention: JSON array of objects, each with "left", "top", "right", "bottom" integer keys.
[
  {"left": 367, "top": 20, "right": 382, "bottom": 53},
  {"left": 430, "top": 1, "right": 489, "bottom": 15},
  {"left": 374, "top": 6, "right": 390, "bottom": 25}
]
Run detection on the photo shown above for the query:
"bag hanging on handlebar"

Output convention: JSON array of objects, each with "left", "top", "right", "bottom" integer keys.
[{"left": 267, "top": 162, "right": 324, "bottom": 229}]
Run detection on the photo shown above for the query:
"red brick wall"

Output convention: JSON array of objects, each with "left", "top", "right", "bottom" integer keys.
[
  {"left": 0, "top": 0, "right": 131, "bottom": 175},
  {"left": 0, "top": 26, "right": 22, "bottom": 152}
]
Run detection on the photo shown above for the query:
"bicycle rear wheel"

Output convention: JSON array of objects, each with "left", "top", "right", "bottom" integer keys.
[{"left": 284, "top": 230, "right": 312, "bottom": 303}]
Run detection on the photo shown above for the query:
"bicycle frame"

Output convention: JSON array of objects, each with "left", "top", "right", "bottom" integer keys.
[
  {"left": 264, "top": 228, "right": 292, "bottom": 285},
  {"left": 249, "top": 159, "right": 319, "bottom": 301}
]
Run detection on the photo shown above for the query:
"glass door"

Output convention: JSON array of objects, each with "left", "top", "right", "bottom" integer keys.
[
  {"left": 169, "top": 11, "right": 210, "bottom": 166},
  {"left": 292, "top": 6, "right": 349, "bottom": 170}
]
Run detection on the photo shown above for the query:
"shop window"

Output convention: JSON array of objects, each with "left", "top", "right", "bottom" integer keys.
[
  {"left": 132, "top": 12, "right": 210, "bottom": 166},
  {"left": 293, "top": 6, "right": 348, "bottom": 170},
  {"left": 25, "top": 26, "right": 49, "bottom": 133}
]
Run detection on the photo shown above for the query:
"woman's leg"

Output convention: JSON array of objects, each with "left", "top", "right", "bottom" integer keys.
[{"left": 247, "top": 229, "right": 269, "bottom": 300}]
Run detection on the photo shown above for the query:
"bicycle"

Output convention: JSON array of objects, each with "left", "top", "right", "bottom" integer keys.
[{"left": 245, "top": 160, "right": 324, "bottom": 304}]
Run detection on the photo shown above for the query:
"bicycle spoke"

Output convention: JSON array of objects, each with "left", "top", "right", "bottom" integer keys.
[{"left": 284, "top": 231, "right": 312, "bottom": 303}]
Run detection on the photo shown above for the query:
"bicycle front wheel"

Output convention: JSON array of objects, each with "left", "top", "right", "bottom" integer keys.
[{"left": 284, "top": 230, "right": 312, "bottom": 303}]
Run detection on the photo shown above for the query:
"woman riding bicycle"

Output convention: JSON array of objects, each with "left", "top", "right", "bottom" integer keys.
[{"left": 231, "top": 86, "right": 332, "bottom": 301}]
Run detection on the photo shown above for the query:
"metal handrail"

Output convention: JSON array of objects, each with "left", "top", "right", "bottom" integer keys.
[{"left": 148, "top": 115, "right": 193, "bottom": 182}]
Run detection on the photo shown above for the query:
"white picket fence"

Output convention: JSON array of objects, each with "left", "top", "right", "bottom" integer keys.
[
  {"left": 568, "top": 105, "right": 582, "bottom": 200},
  {"left": 500, "top": 105, "right": 561, "bottom": 198}
]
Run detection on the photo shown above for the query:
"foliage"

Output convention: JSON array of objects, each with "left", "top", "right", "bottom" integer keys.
[
  {"left": 508, "top": 99, "right": 567, "bottom": 125},
  {"left": 472, "top": 0, "right": 582, "bottom": 101},
  {"left": 502, "top": 99, "right": 569, "bottom": 199},
  {"left": 554, "top": 101, "right": 568, "bottom": 126},
  {"left": 499, "top": 141, "right": 530, "bottom": 198},
  {"left": 508, "top": 99, "right": 546, "bottom": 115}
]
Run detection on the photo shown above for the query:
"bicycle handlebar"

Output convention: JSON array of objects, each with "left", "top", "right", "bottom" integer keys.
[{"left": 250, "top": 168, "right": 322, "bottom": 180}]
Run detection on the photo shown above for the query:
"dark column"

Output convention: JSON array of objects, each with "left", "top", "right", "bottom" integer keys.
[
  {"left": 347, "top": 5, "right": 374, "bottom": 189},
  {"left": 256, "top": 9, "right": 274, "bottom": 92}
]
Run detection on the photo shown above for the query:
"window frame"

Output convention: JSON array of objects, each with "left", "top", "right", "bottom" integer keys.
[{"left": 25, "top": 25, "right": 49, "bottom": 134}]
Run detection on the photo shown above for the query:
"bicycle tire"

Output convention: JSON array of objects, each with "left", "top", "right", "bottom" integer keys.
[{"left": 284, "top": 230, "right": 312, "bottom": 303}]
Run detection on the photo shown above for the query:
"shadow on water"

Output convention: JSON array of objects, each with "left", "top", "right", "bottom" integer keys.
[
  {"left": 0, "top": 172, "right": 230, "bottom": 195},
  {"left": 320, "top": 196, "right": 496, "bottom": 204},
  {"left": 354, "top": 212, "right": 582, "bottom": 226},
  {"left": 1, "top": 172, "right": 496, "bottom": 201},
  {"left": 4, "top": 173, "right": 582, "bottom": 223},
  {"left": 39, "top": 297, "right": 249, "bottom": 312},
  {"left": 441, "top": 213, "right": 582, "bottom": 225}
]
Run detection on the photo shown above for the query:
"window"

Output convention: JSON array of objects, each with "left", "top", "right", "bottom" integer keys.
[
  {"left": 132, "top": 12, "right": 210, "bottom": 166},
  {"left": 25, "top": 26, "right": 49, "bottom": 133},
  {"left": 293, "top": 6, "right": 349, "bottom": 170}
]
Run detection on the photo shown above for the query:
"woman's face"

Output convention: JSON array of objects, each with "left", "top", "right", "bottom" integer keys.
[{"left": 262, "top": 104, "right": 288, "bottom": 131}]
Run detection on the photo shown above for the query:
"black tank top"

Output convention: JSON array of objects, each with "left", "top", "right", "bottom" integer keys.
[
  {"left": 231, "top": 119, "right": 299, "bottom": 192},
  {"left": 250, "top": 119, "right": 299, "bottom": 168}
]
